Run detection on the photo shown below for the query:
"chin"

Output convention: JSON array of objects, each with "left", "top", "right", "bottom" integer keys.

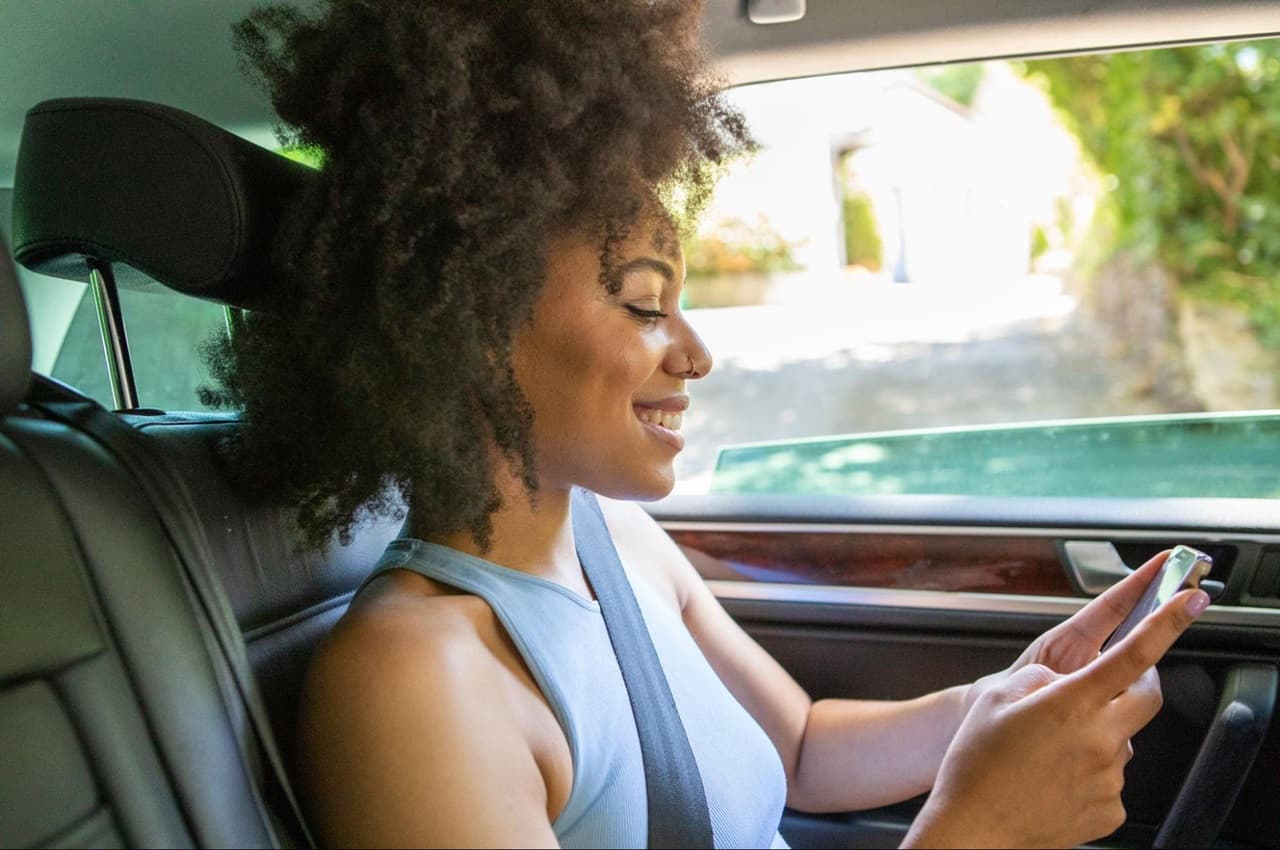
[{"left": 579, "top": 464, "right": 675, "bottom": 502}]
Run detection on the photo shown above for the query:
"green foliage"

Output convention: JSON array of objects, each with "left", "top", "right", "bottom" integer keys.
[
  {"left": 916, "top": 63, "right": 987, "bottom": 107},
  {"left": 683, "top": 215, "right": 804, "bottom": 277},
  {"left": 1030, "top": 224, "right": 1050, "bottom": 263},
  {"left": 1021, "top": 42, "right": 1280, "bottom": 344},
  {"left": 278, "top": 144, "right": 325, "bottom": 169},
  {"left": 842, "top": 192, "right": 883, "bottom": 270}
]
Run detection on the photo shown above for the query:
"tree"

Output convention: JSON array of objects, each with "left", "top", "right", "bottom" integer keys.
[{"left": 1022, "top": 42, "right": 1280, "bottom": 344}]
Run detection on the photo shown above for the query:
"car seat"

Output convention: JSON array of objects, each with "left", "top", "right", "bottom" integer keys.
[{"left": 7, "top": 97, "right": 401, "bottom": 847}]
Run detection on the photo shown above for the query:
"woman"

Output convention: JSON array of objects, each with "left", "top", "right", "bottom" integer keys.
[{"left": 206, "top": 1, "right": 1210, "bottom": 847}]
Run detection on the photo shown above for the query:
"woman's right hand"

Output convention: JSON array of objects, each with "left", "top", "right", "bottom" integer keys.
[{"left": 903, "top": 583, "right": 1207, "bottom": 848}]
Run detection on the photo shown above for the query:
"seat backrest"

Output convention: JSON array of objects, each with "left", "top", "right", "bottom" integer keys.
[
  {"left": 9, "top": 97, "right": 402, "bottom": 844},
  {"left": 121, "top": 412, "right": 399, "bottom": 770},
  {"left": 1, "top": 233, "right": 282, "bottom": 847}
]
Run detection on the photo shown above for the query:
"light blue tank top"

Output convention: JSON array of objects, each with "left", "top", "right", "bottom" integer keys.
[{"left": 356, "top": 534, "right": 789, "bottom": 849}]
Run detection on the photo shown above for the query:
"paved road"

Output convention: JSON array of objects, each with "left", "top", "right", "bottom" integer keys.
[{"left": 672, "top": 280, "right": 1189, "bottom": 492}]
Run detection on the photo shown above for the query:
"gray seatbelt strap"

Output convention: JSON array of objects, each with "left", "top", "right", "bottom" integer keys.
[
  {"left": 33, "top": 394, "right": 316, "bottom": 849},
  {"left": 572, "top": 488, "right": 714, "bottom": 849}
]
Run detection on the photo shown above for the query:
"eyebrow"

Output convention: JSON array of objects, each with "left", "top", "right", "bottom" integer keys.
[{"left": 618, "top": 256, "right": 676, "bottom": 283}]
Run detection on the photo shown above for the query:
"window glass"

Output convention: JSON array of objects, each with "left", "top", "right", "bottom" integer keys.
[
  {"left": 47, "top": 283, "right": 227, "bottom": 411},
  {"left": 45, "top": 285, "right": 114, "bottom": 407},
  {"left": 8, "top": 246, "right": 227, "bottom": 413},
  {"left": 675, "top": 39, "right": 1280, "bottom": 498}
]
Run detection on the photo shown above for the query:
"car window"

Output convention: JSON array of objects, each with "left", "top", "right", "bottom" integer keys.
[
  {"left": 2, "top": 189, "right": 229, "bottom": 412},
  {"left": 674, "top": 38, "right": 1280, "bottom": 499},
  {"left": 47, "top": 282, "right": 227, "bottom": 411}
]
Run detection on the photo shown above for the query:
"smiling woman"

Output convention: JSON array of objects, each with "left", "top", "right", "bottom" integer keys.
[
  {"left": 181, "top": 1, "right": 1217, "bottom": 848},
  {"left": 200, "top": 0, "right": 750, "bottom": 550},
  {"left": 4, "top": 0, "right": 1269, "bottom": 846},
  {"left": 510, "top": 228, "right": 712, "bottom": 501}
]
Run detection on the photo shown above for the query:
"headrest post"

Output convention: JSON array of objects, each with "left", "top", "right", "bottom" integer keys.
[
  {"left": 87, "top": 258, "right": 139, "bottom": 410},
  {"left": 223, "top": 305, "right": 240, "bottom": 340}
]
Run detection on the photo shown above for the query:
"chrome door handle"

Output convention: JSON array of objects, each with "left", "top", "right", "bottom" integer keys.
[{"left": 1062, "top": 540, "right": 1132, "bottom": 595}]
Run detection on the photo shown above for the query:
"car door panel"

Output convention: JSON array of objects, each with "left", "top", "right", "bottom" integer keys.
[{"left": 651, "top": 494, "right": 1280, "bottom": 849}]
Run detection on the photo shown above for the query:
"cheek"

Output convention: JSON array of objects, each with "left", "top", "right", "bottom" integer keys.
[
  {"left": 599, "top": 330, "right": 671, "bottom": 412},
  {"left": 515, "top": 326, "right": 615, "bottom": 421},
  {"left": 609, "top": 337, "right": 655, "bottom": 387},
  {"left": 515, "top": 315, "right": 666, "bottom": 434},
  {"left": 559, "top": 316, "right": 660, "bottom": 387}
]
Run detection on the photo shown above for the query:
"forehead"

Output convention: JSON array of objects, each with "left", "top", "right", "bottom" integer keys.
[
  {"left": 543, "top": 208, "right": 685, "bottom": 297},
  {"left": 614, "top": 219, "right": 685, "bottom": 292},
  {"left": 610, "top": 209, "right": 683, "bottom": 278}
]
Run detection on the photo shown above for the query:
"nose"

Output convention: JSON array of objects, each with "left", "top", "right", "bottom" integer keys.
[{"left": 665, "top": 314, "right": 713, "bottom": 380}]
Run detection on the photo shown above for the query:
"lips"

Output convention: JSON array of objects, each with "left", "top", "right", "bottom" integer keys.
[
  {"left": 633, "top": 394, "right": 689, "bottom": 412},
  {"left": 633, "top": 401, "right": 686, "bottom": 451}
]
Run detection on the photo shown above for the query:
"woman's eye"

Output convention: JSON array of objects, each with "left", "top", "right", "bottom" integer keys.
[{"left": 625, "top": 305, "right": 669, "bottom": 324}]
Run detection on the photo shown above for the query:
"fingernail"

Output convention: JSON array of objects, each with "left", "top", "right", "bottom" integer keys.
[{"left": 1187, "top": 590, "right": 1211, "bottom": 617}]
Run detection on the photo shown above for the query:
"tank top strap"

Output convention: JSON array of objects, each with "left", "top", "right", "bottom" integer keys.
[{"left": 353, "top": 537, "right": 601, "bottom": 613}]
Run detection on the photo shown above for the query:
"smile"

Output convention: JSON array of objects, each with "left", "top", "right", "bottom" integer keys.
[
  {"left": 633, "top": 405, "right": 686, "bottom": 451},
  {"left": 635, "top": 408, "right": 683, "bottom": 430}
]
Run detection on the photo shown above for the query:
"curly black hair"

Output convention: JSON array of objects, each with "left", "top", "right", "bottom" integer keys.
[{"left": 200, "top": 0, "right": 752, "bottom": 550}]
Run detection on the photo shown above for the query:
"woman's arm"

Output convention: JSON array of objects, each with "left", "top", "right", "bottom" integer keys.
[
  {"left": 786, "top": 687, "right": 969, "bottom": 811},
  {"left": 599, "top": 498, "right": 966, "bottom": 812},
  {"left": 682, "top": 565, "right": 972, "bottom": 811},
  {"left": 602, "top": 500, "right": 1205, "bottom": 846},
  {"left": 296, "top": 593, "right": 560, "bottom": 848}
]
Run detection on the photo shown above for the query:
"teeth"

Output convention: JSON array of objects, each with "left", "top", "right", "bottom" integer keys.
[{"left": 636, "top": 408, "right": 683, "bottom": 431}]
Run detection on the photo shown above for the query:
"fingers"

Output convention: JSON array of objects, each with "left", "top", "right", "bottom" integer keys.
[
  {"left": 1063, "top": 586, "right": 1207, "bottom": 705},
  {"left": 1002, "top": 663, "right": 1060, "bottom": 701},
  {"left": 975, "top": 663, "right": 1061, "bottom": 714},
  {"left": 1062, "top": 550, "right": 1171, "bottom": 648},
  {"left": 1108, "top": 666, "right": 1164, "bottom": 736}
]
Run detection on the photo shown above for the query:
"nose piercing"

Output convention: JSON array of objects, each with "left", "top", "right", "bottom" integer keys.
[{"left": 685, "top": 354, "right": 699, "bottom": 378}]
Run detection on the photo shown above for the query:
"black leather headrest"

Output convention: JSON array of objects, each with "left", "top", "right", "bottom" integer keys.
[
  {"left": 11, "top": 98, "right": 315, "bottom": 312},
  {"left": 0, "top": 232, "right": 33, "bottom": 413}
]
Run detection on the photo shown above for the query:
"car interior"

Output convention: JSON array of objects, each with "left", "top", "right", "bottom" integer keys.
[{"left": 2, "top": 2, "right": 1279, "bottom": 849}]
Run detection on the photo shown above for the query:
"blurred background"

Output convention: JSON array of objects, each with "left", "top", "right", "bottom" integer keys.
[{"left": 672, "top": 39, "right": 1280, "bottom": 491}]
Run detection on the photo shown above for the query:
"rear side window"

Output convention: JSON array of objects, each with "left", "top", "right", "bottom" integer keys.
[
  {"left": 13, "top": 257, "right": 226, "bottom": 412},
  {"left": 48, "top": 283, "right": 226, "bottom": 411}
]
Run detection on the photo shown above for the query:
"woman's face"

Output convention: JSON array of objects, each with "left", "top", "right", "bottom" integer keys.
[{"left": 512, "top": 223, "right": 713, "bottom": 500}]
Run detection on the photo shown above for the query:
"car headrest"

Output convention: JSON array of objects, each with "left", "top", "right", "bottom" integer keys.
[
  {"left": 10, "top": 98, "right": 315, "bottom": 312},
  {"left": 0, "top": 231, "right": 33, "bottom": 414}
]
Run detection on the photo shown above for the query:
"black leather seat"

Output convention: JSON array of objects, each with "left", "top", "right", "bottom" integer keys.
[
  {"left": 1, "top": 234, "right": 279, "bottom": 847},
  {"left": 114, "top": 410, "right": 398, "bottom": 771},
  {"left": 7, "top": 98, "right": 401, "bottom": 847}
]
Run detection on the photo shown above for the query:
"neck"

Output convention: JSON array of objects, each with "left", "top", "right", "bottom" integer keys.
[{"left": 408, "top": 473, "right": 587, "bottom": 593}]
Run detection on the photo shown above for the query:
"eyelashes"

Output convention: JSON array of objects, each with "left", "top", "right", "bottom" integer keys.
[{"left": 625, "top": 305, "right": 669, "bottom": 324}]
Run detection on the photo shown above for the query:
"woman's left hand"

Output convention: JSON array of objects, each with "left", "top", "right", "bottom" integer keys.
[{"left": 962, "top": 549, "right": 1175, "bottom": 716}]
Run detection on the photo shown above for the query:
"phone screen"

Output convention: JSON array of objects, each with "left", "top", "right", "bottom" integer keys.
[{"left": 1100, "top": 545, "right": 1212, "bottom": 652}]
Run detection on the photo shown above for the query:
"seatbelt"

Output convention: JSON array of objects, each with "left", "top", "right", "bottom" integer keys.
[
  {"left": 31, "top": 394, "right": 316, "bottom": 849},
  {"left": 572, "top": 488, "right": 714, "bottom": 849}
]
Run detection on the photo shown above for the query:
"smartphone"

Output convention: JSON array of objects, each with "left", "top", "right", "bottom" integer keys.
[{"left": 1101, "top": 545, "right": 1213, "bottom": 652}]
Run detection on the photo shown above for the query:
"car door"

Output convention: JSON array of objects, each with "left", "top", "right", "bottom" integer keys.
[
  {"left": 651, "top": 494, "right": 1278, "bottom": 848},
  {"left": 652, "top": 8, "right": 1280, "bottom": 846}
]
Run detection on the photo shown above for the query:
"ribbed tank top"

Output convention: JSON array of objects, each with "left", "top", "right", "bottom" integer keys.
[{"left": 354, "top": 530, "right": 789, "bottom": 849}]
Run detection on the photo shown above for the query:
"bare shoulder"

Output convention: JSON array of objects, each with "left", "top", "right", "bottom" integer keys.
[
  {"left": 306, "top": 570, "right": 493, "bottom": 710},
  {"left": 305, "top": 571, "right": 492, "bottom": 719},
  {"left": 297, "top": 571, "right": 558, "bottom": 847},
  {"left": 595, "top": 495, "right": 701, "bottom": 612}
]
